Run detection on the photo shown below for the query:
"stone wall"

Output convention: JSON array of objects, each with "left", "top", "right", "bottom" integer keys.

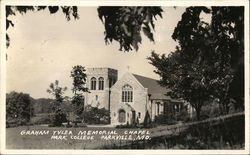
[{"left": 110, "top": 73, "right": 148, "bottom": 125}]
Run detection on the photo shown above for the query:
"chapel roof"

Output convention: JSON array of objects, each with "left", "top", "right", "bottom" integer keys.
[
  {"left": 132, "top": 74, "right": 182, "bottom": 102},
  {"left": 132, "top": 74, "right": 168, "bottom": 99}
]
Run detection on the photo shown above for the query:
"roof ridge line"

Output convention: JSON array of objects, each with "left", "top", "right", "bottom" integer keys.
[{"left": 132, "top": 73, "right": 158, "bottom": 81}]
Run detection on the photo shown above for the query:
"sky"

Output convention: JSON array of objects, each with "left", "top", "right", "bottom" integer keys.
[{"left": 6, "top": 7, "right": 187, "bottom": 99}]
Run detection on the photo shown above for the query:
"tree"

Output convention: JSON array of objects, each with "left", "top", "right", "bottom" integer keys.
[
  {"left": 6, "top": 6, "right": 244, "bottom": 114},
  {"left": 6, "top": 6, "right": 79, "bottom": 48},
  {"left": 70, "top": 65, "right": 88, "bottom": 120},
  {"left": 148, "top": 6, "right": 244, "bottom": 119},
  {"left": 70, "top": 65, "right": 88, "bottom": 94},
  {"left": 46, "top": 80, "right": 68, "bottom": 126},
  {"left": 47, "top": 80, "right": 67, "bottom": 103},
  {"left": 6, "top": 91, "right": 33, "bottom": 125},
  {"left": 148, "top": 7, "right": 213, "bottom": 120},
  {"left": 148, "top": 48, "right": 212, "bottom": 120},
  {"left": 172, "top": 6, "right": 244, "bottom": 114},
  {"left": 210, "top": 7, "right": 244, "bottom": 111},
  {"left": 98, "top": 6, "right": 244, "bottom": 113},
  {"left": 98, "top": 7, "right": 163, "bottom": 51},
  {"left": 98, "top": 7, "right": 244, "bottom": 114},
  {"left": 6, "top": 6, "right": 162, "bottom": 52}
]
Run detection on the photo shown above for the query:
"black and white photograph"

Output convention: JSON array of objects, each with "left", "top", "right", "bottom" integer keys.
[{"left": 0, "top": 0, "right": 249, "bottom": 154}]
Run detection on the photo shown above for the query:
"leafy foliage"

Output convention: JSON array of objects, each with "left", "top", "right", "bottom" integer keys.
[
  {"left": 83, "top": 105, "right": 110, "bottom": 124},
  {"left": 6, "top": 5, "right": 79, "bottom": 47},
  {"left": 6, "top": 91, "right": 34, "bottom": 126},
  {"left": 148, "top": 6, "right": 244, "bottom": 119},
  {"left": 172, "top": 7, "right": 244, "bottom": 112},
  {"left": 70, "top": 65, "right": 88, "bottom": 94},
  {"left": 70, "top": 65, "right": 88, "bottom": 120},
  {"left": 47, "top": 80, "right": 67, "bottom": 103},
  {"left": 46, "top": 80, "right": 68, "bottom": 126},
  {"left": 98, "top": 6, "right": 163, "bottom": 51},
  {"left": 32, "top": 98, "right": 54, "bottom": 114},
  {"left": 71, "top": 94, "right": 85, "bottom": 117},
  {"left": 149, "top": 49, "right": 212, "bottom": 120},
  {"left": 50, "top": 108, "right": 67, "bottom": 126},
  {"left": 155, "top": 114, "right": 176, "bottom": 125},
  {"left": 210, "top": 7, "right": 244, "bottom": 111},
  {"left": 31, "top": 113, "right": 52, "bottom": 125},
  {"left": 6, "top": 6, "right": 163, "bottom": 52}
]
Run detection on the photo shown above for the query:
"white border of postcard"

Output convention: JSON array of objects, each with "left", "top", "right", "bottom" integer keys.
[{"left": 0, "top": 0, "right": 249, "bottom": 154}]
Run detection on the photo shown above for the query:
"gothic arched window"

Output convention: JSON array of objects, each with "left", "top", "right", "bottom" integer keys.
[
  {"left": 90, "top": 77, "right": 96, "bottom": 90},
  {"left": 122, "top": 84, "right": 133, "bottom": 102},
  {"left": 98, "top": 77, "right": 104, "bottom": 90}
]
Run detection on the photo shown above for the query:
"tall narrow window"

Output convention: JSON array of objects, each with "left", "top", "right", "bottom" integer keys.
[
  {"left": 122, "top": 91, "right": 125, "bottom": 102},
  {"left": 90, "top": 77, "right": 96, "bottom": 90},
  {"left": 122, "top": 84, "right": 133, "bottom": 102},
  {"left": 98, "top": 77, "right": 104, "bottom": 90}
]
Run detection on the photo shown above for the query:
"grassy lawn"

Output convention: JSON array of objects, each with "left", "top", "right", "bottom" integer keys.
[
  {"left": 6, "top": 125, "right": 151, "bottom": 149},
  {"left": 6, "top": 113, "right": 244, "bottom": 149}
]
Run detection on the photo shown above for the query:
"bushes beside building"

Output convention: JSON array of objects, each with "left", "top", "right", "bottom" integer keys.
[
  {"left": 154, "top": 104, "right": 189, "bottom": 125},
  {"left": 83, "top": 105, "right": 110, "bottom": 124},
  {"left": 28, "top": 104, "right": 109, "bottom": 126},
  {"left": 155, "top": 114, "right": 177, "bottom": 125}
]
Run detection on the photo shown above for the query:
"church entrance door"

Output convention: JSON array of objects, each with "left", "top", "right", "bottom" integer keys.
[{"left": 118, "top": 109, "right": 126, "bottom": 123}]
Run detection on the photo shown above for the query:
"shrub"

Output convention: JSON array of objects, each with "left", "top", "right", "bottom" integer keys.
[
  {"left": 73, "top": 123, "right": 87, "bottom": 128},
  {"left": 201, "top": 101, "right": 221, "bottom": 118},
  {"left": 155, "top": 114, "right": 176, "bottom": 125},
  {"left": 141, "top": 122, "right": 157, "bottom": 128},
  {"left": 115, "top": 124, "right": 135, "bottom": 128},
  {"left": 50, "top": 108, "right": 67, "bottom": 126},
  {"left": 31, "top": 114, "right": 52, "bottom": 125},
  {"left": 6, "top": 91, "right": 34, "bottom": 127},
  {"left": 66, "top": 123, "right": 73, "bottom": 128},
  {"left": 6, "top": 119, "right": 18, "bottom": 128},
  {"left": 71, "top": 94, "right": 85, "bottom": 118},
  {"left": 83, "top": 105, "right": 110, "bottom": 124}
]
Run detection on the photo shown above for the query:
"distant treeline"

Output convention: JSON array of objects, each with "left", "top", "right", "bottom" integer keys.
[
  {"left": 31, "top": 98, "right": 71, "bottom": 114},
  {"left": 31, "top": 98, "right": 53, "bottom": 114}
]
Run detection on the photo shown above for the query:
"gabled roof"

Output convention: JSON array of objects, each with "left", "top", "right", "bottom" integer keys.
[{"left": 132, "top": 74, "right": 173, "bottom": 100}]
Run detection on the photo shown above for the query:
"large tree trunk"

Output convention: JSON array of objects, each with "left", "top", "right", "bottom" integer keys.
[
  {"left": 196, "top": 108, "right": 201, "bottom": 121},
  {"left": 196, "top": 100, "right": 202, "bottom": 121}
]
